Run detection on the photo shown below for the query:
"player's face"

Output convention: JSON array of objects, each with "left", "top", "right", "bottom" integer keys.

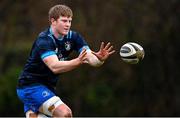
[{"left": 55, "top": 16, "right": 72, "bottom": 36}]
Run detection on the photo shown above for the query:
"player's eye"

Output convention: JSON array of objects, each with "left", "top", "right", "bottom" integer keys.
[
  {"left": 61, "top": 20, "right": 67, "bottom": 23},
  {"left": 68, "top": 20, "right": 72, "bottom": 23},
  {"left": 61, "top": 20, "right": 71, "bottom": 23}
]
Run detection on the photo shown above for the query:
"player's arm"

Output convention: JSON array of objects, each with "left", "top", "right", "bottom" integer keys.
[
  {"left": 85, "top": 42, "right": 115, "bottom": 67},
  {"left": 43, "top": 49, "right": 87, "bottom": 74}
]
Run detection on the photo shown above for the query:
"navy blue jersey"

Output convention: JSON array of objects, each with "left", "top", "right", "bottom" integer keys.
[{"left": 18, "top": 27, "right": 90, "bottom": 88}]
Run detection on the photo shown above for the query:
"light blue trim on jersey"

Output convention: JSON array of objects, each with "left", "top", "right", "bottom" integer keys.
[
  {"left": 49, "top": 27, "right": 53, "bottom": 35},
  {"left": 48, "top": 27, "right": 57, "bottom": 46},
  {"left": 79, "top": 46, "right": 91, "bottom": 53},
  {"left": 49, "top": 27, "right": 63, "bottom": 41},
  {"left": 67, "top": 31, "right": 72, "bottom": 39},
  {"left": 41, "top": 51, "right": 56, "bottom": 59},
  {"left": 69, "top": 31, "right": 72, "bottom": 38}
]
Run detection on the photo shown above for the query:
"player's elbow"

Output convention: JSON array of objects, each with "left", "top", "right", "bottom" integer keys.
[
  {"left": 48, "top": 63, "right": 60, "bottom": 74},
  {"left": 51, "top": 68, "right": 59, "bottom": 74},
  {"left": 49, "top": 64, "right": 68, "bottom": 74}
]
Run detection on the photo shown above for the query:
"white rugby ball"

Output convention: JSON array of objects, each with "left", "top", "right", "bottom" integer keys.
[{"left": 120, "top": 42, "right": 145, "bottom": 64}]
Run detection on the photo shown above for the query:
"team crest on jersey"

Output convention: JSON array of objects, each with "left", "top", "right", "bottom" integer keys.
[{"left": 65, "top": 41, "right": 71, "bottom": 51}]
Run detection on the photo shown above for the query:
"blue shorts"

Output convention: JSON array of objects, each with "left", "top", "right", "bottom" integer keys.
[{"left": 16, "top": 84, "right": 56, "bottom": 113}]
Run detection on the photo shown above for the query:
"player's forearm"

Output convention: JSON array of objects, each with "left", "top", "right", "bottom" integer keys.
[{"left": 50, "top": 58, "right": 81, "bottom": 74}]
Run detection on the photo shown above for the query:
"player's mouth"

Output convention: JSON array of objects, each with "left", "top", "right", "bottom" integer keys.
[
  {"left": 62, "top": 29, "right": 69, "bottom": 35},
  {"left": 64, "top": 28, "right": 69, "bottom": 32}
]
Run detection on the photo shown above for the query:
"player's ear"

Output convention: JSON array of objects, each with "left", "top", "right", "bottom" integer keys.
[{"left": 50, "top": 18, "right": 56, "bottom": 25}]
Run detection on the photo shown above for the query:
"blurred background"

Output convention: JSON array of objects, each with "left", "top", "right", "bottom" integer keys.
[{"left": 0, "top": 0, "right": 180, "bottom": 117}]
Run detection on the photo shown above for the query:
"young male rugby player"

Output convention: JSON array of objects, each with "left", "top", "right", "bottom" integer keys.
[{"left": 17, "top": 4, "right": 115, "bottom": 118}]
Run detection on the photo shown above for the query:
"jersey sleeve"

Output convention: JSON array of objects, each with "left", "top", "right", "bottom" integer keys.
[
  {"left": 72, "top": 31, "right": 91, "bottom": 53},
  {"left": 36, "top": 37, "right": 56, "bottom": 60}
]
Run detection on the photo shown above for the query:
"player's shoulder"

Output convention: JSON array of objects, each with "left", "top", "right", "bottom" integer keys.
[
  {"left": 37, "top": 28, "right": 52, "bottom": 41},
  {"left": 35, "top": 28, "right": 53, "bottom": 46},
  {"left": 38, "top": 28, "right": 50, "bottom": 38}
]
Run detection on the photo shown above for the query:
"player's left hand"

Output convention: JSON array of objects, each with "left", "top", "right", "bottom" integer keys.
[{"left": 92, "top": 42, "right": 115, "bottom": 61}]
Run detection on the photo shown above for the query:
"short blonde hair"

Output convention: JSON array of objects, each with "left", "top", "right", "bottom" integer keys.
[{"left": 48, "top": 4, "right": 73, "bottom": 22}]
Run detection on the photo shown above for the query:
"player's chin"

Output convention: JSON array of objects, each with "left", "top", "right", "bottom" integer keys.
[{"left": 62, "top": 30, "right": 69, "bottom": 35}]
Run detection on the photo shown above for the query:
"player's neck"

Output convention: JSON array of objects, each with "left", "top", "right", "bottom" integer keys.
[{"left": 50, "top": 26, "right": 64, "bottom": 39}]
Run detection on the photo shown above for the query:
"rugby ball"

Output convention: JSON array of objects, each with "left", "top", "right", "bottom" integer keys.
[{"left": 120, "top": 42, "right": 145, "bottom": 64}]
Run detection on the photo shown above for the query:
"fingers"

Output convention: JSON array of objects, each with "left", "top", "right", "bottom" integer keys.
[
  {"left": 107, "top": 45, "right": 113, "bottom": 52},
  {"left": 93, "top": 42, "right": 115, "bottom": 61},
  {"left": 109, "top": 50, "right": 115, "bottom": 55},
  {"left": 100, "top": 42, "right": 104, "bottom": 50},
  {"left": 107, "top": 45, "right": 116, "bottom": 55},
  {"left": 100, "top": 42, "right": 114, "bottom": 51},
  {"left": 104, "top": 42, "right": 115, "bottom": 53},
  {"left": 81, "top": 50, "right": 87, "bottom": 57},
  {"left": 91, "top": 51, "right": 97, "bottom": 56},
  {"left": 79, "top": 48, "right": 87, "bottom": 60},
  {"left": 104, "top": 42, "right": 111, "bottom": 50},
  {"left": 80, "top": 48, "right": 86, "bottom": 54}
]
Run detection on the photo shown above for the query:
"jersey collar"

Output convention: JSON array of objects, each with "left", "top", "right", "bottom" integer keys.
[{"left": 49, "top": 26, "right": 63, "bottom": 41}]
